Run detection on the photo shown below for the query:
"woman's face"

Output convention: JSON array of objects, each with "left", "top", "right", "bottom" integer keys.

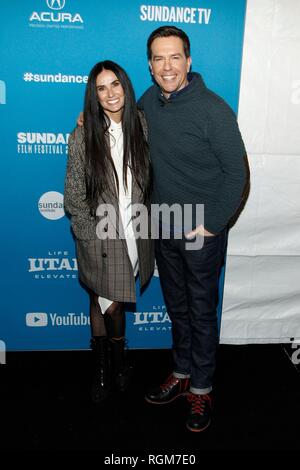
[{"left": 96, "top": 69, "right": 125, "bottom": 123}]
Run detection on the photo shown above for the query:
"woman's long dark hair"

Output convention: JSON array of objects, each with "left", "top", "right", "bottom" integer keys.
[{"left": 83, "top": 60, "right": 151, "bottom": 215}]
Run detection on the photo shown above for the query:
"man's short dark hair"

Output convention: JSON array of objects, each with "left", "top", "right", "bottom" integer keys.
[{"left": 147, "top": 26, "right": 191, "bottom": 60}]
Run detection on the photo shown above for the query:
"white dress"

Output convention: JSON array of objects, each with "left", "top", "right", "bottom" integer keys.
[{"left": 97, "top": 119, "right": 138, "bottom": 313}]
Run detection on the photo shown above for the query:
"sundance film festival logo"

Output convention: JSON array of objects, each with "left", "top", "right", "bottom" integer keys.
[
  {"left": 28, "top": 250, "right": 78, "bottom": 280},
  {"left": 17, "top": 132, "right": 69, "bottom": 156},
  {"left": 26, "top": 312, "right": 90, "bottom": 327},
  {"left": 0, "top": 80, "right": 6, "bottom": 105},
  {"left": 134, "top": 307, "right": 171, "bottom": 332},
  {"left": 29, "top": 0, "right": 84, "bottom": 29}
]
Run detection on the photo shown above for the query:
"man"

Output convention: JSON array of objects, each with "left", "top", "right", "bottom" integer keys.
[{"left": 138, "top": 26, "right": 248, "bottom": 433}]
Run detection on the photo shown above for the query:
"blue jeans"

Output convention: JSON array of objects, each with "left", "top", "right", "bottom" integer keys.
[{"left": 155, "top": 229, "right": 227, "bottom": 394}]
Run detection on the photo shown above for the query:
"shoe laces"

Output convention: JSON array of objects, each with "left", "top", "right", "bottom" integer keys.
[
  {"left": 187, "top": 393, "right": 211, "bottom": 415},
  {"left": 160, "top": 374, "right": 178, "bottom": 391}
]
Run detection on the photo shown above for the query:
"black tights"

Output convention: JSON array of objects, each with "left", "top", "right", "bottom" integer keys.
[{"left": 89, "top": 292, "right": 125, "bottom": 340}]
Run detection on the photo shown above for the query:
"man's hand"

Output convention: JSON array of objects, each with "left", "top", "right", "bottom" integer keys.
[
  {"left": 77, "top": 111, "right": 84, "bottom": 127},
  {"left": 186, "top": 224, "right": 215, "bottom": 239}
]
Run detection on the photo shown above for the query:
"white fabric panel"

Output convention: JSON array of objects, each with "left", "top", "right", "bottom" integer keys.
[
  {"left": 221, "top": 256, "right": 300, "bottom": 344},
  {"left": 221, "top": 0, "right": 300, "bottom": 344}
]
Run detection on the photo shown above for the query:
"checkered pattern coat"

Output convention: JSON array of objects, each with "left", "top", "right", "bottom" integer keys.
[{"left": 64, "top": 115, "right": 154, "bottom": 303}]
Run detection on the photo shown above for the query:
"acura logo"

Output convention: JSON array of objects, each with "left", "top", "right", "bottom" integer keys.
[{"left": 46, "top": 0, "right": 66, "bottom": 10}]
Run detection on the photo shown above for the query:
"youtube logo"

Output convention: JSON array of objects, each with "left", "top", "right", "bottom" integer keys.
[{"left": 26, "top": 312, "right": 48, "bottom": 327}]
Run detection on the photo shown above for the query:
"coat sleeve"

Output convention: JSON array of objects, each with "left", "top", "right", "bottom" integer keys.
[{"left": 64, "top": 128, "right": 97, "bottom": 240}]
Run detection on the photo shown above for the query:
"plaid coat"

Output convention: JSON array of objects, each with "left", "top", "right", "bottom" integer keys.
[{"left": 64, "top": 117, "right": 154, "bottom": 303}]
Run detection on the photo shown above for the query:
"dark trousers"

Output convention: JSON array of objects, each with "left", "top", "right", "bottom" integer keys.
[{"left": 155, "top": 229, "right": 227, "bottom": 393}]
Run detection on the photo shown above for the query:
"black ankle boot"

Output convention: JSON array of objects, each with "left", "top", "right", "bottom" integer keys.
[
  {"left": 109, "top": 338, "right": 133, "bottom": 392},
  {"left": 90, "top": 336, "right": 111, "bottom": 403}
]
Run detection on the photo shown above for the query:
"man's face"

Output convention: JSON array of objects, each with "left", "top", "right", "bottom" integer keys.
[{"left": 149, "top": 36, "right": 191, "bottom": 98}]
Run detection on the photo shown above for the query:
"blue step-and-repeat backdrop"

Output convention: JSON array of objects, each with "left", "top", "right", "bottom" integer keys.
[{"left": 0, "top": 0, "right": 246, "bottom": 351}]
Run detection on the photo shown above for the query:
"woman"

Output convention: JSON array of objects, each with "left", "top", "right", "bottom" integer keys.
[{"left": 64, "top": 61, "right": 153, "bottom": 403}]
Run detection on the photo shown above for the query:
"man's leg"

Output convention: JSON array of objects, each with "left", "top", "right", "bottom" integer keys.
[
  {"left": 145, "top": 237, "right": 191, "bottom": 404},
  {"left": 182, "top": 230, "right": 227, "bottom": 431}
]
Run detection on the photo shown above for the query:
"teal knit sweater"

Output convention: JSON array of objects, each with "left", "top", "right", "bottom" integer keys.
[{"left": 138, "top": 73, "right": 247, "bottom": 234}]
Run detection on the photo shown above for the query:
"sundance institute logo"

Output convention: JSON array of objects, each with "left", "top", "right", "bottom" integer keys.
[{"left": 38, "top": 191, "right": 65, "bottom": 220}]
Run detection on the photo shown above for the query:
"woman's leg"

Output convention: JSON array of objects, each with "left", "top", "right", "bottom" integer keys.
[
  {"left": 89, "top": 292, "right": 110, "bottom": 403},
  {"left": 104, "top": 301, "right": 125, "bottom": 340},
  {"left": 89, "top": 292, "right": 106, "bottom": 337},
  {"left": 104, "top": 302, "right": 132, "bottom": 392}
]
